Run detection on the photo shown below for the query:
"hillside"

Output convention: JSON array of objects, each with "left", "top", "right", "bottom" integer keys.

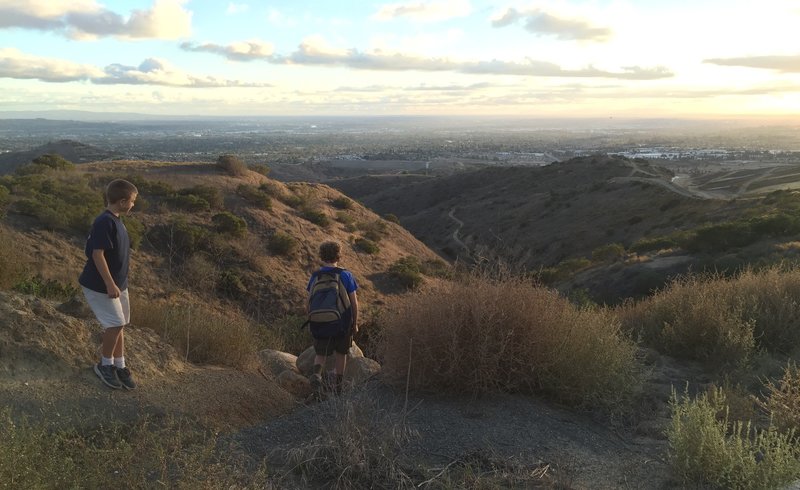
[
  {"left": 0, "top": 140, "right": 117, "bottom": 174},
  {"left": 331, "top": 155, "right": 800, "bottom": 302}
]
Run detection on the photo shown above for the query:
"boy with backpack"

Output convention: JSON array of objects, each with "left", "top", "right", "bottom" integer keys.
[{"left": 306, "top": 240, "right": 359, "bottom": 396}]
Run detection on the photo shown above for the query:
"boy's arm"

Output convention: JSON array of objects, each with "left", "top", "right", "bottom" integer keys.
[
  {"left": 91, "top": 249, "right": 121, "bottom": 298},
  {"left": 349, "top": 291, "right": 358, "bottom": 333}
]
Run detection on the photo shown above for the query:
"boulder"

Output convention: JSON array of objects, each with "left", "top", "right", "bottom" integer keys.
[
  {"left": 296, "top": 343, "right": 364, "bottom": 375},
  {"left": 258, "top": 349, "right": 299, "bottom": 377},
  {"left": 343, "top": 357, "right": 381, "bottom": 387},
  {"left": 276, "top": 369, "right": 311, "bottom": 397}
]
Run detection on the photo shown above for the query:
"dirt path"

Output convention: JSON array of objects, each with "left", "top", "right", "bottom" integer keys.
[{"left": 447, "top": 206, "right": 470, "bottom": 255}]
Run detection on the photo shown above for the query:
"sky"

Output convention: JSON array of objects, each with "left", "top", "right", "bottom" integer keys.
[{"left": 0, "top": 0, "right": 799, "bottom": 118}]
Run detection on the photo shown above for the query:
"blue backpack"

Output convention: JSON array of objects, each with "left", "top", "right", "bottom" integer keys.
[{"left": 306, "top": 268, "right": 351, "bottom": 339}]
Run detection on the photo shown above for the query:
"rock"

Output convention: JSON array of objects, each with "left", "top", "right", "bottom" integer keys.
[
  {"left": 56, "top": 295, "right": 94, "bottom": 319},
  {"left": 343, "top": 357, "right": 381, "bottom": 387},
  {"left": 296, "top": 343, "right": 364, "bottom": 375},
  {"left": 257, "top": 349, "right": 299, "bottom": 377},
  {"left": 276, "top": 369, "right": 311, "bottom": 398}
]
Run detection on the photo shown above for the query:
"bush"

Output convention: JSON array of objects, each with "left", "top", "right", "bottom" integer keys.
[
  {"left": 121, "top": 215, "right": 144, "bottom": 249},
  {"left": 0, "top": 229, "right": 27, "bottom": 289},
  {"left": 177, "top": 254, "right": 218, "bottom": 292},
  {"left": 354, "top": 238, "right": 380, "bottom": 255},
  {"left": 757, "top": 363, "right": 800, "bottom": 433},
  {"left": 216, "top": 154, "right": 248, "bottom": 177},
  {"left": 358, "top": 219, "right": 388, "bottom": 242},
  {"left": 299, "top": 207, "right": 330, "bottom": 227},
  {"left": 268, "top": 232, "right": 297, "bottom": 256},
  {"left": 379, "top": 272, "right": 640, "bottom": 410},
  {"left": 389, "top": 256, "right": 424, "bottom": 290},
  {"left": 32, "top": 154, "right": 74, "bottom": 170},
  {"left": 629, "top": 236, "right": 678, "bottom": 253},
  {"left": 146, "top": 220, "right": 210, "bottom": 259},
  {"left": 212, "top": 212, "right": 247, "bottom": 238},
  {"left": 133, "top": 301, "right": 255, "bottom": 368},
  {"left": 168, "top": 193, "right": 210, "bottom": 212},
  {"left": 331, "top": 196, "right": 354, "bottom": 210},
  {"left": 619, "top": 267, "right": 800, "bottom": 367},
  {"left": 8, "top": 174, "right": 104, "bottom": 232},
  {"left": 217, "top": 270, "right": 248, "bottom": 299},
  {"left": 249, "top": 163, "right": 271, "bottom": 177},
  {"left": 591, "top": 243, "right": 625, "bottom": 263},
  {"left": 383, "top": 213, "right": 400, "bottom": 224},
  {"left": 668, "top": 387, "right": 800, "bottom": 489},
  {"left": 178, "top": 185, "right": 222, "bottom": 209},
  {"left": 13, "top": 276, "right": 78, "bottom": 301},
  {"left": 237, "top": 185, "right": 272, "bottom": 210}
]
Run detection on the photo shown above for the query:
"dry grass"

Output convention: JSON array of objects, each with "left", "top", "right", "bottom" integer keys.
[
  {"left": 0, "top": 409, "right": 275, "bottom": 489},
  {"left": 132, "top": 300, "right": 257, "bottom": 369},
  {"left": 378, "top": 271, "right": 640, "bottom": 411},
  {"left": 0, "top": 227, "right": 28, "bottom": 289},
  {"left": 619, "top": 266, "right": 800, "bottom": 367},
  {"left": 758, "top": 362, "right": 800, "bottom": 433}
]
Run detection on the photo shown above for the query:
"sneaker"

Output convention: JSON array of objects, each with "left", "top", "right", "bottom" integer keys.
[
  {"left": 94, "top": 363, "right": 121, "bottom": 389},
  {"left": 115, "top": 367, "right": 137, "bottom": 390}
]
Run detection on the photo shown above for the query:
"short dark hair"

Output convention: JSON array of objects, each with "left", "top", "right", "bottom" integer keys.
[
  {"left": 319, "top": 240, "right": 342, "bottom": 263},
  {"left": 106, "top": 179, "right": 138, "bottom": 204}
]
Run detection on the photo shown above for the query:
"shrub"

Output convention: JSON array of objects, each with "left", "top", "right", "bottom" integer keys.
[
  {"left": 32, "top": 154, "right": 74, "bottom": 170},
  {"left": 133, "top": 301, "right": 255, "bottom": 368},
  {"left": 8, "top": 174, "right": 104, "bottom": 232},
  {"left": 354, "top": 238, "right": 380, "bottom": 255},
  {"left": 389, "top": 256, "right": 424, "bottom": 290},
  {"left": 121, "top": 215, "right": 144, "bottom": 249},
  {"left": 358, "top": 219, "right": 388, "bottom": 242},
  {"left": 379, "top": 272, "right": 640, "bottom": 410},
  {"left": 179, "top": 185, "right": 223, "bottom": 209},
  {"left": 758, "top": 363, "right": 800, "bottom": 433},
  {"left": 268, "top": 232, "right": 297, "bottom": 256},
  {"left": 216, "top": 154, "right": 247, "bottom": 177},
  {"left": 249, "top": 163, "right": 271, "bottom": 177},
  {"left": 212, "top": 212, "right": 247, "bottom": 238},
  {"left": 177, "top": 254, "right": 218, "bottom": 292},
  {"left": 13, "top": 276, "right": 78, "bottom": 301},
  {"left": 668, "top": 387, "right": 800, "bottom": 489},
  {"left": 591, "top": 243, "right": 625, "bottom": 263},
  {"left": 146, "top": 219, "right": 210, "bottom": 259},
  {"left": 217, "top": 270, "right": 248, "bottom": 299},
  {"left": 619, "top": 267, "right": 800, "bottom": 367},
  {"left": 168, "top": 193, "right": 209, "bottom": 212},
  {"left": 629, "top": 236, "right": 677, "bottom": 253},
  {"left": 130, "top": 178, "right": 174, "bottom": 197},
  {"left": 299, "top": 207, "right": 330, "bottom": 227},
  {"left": 331, "top": 196, "right": 354, "bottom": 210},
  {"left": 237, "top": 185, "right": 272, "bottom": 210},
  {"left": 383, "top": 213, "right": 400, "bottom": 224}
]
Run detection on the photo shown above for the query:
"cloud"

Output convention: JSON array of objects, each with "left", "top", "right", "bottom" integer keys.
[
  {"left": 0, "top": 47, "right": 104, "bottom": 82},
  {"left": 182, "top": 36, "right": 671, "bottom": 80},
  {"left": 226, "top": 3, "right": 249, "bottom": 15},
  {"left": 491, "top": 7, "right": 612, "bottom": 42},
  {"left": 334, "top": 82, "right": 494, "bottom": 93},
  {"left": 180, "top": 40, "right": 275, "bottom": 62},
  {"left": 0, "top": 49, "right": 267, "bottom": 87},
  {"left": 0, "top": 0, "right": 192, "bottom": 40},
  {"left": 704, "top": 55, "right": 800, "bottom": 73},
  {"left": 373, "top": 0, "right": 472, "bottom": 22}
]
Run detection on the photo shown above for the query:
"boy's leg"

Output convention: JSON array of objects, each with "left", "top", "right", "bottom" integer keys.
[
  {"left": 94, "top": 326, "right": 123, "bottom": 389},
  {"left": 101, "top": 326, "right": 123, "bottom": 360}
]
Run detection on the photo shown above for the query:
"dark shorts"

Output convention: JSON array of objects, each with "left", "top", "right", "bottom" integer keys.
[{"left": 314, "top": 332, "right": 353, "bottom": 356}]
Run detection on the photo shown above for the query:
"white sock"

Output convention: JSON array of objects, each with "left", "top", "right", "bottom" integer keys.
[
  {"left": 101, "top": 356, "right": 113, "bottom": 366},
  {"left": 114, "top": 357, "right": 126, "bottom": 369}
]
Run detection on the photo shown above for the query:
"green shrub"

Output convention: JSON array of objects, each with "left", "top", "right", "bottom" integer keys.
[
  {"left": 211, "top": 212, "right": 247, "bottom": 238},
  {"left": 130, "top": 178, "right": 174, "bottom": 197},
  {"left": 354, "top": 238, "right": 380, "bottom": 255},
  {"left": 268, "top": 232, "right": 297, "bottom": 256},
  {"left": 389, "top": 256, "right": 424, "bottom": 290},
  {"left": 331, "top": 196, "right": 354, "bottom": 210},
  {"left": 420, "top": 258, "right": 452, "bottom": 278},
  {"left": 383, "top": 213, "right": 400, "bottom": 224},
  {"left": 379, "top": 272, "right": 639, "bottom": 410},
  {"left": 217, "top": 270, "right": 248, "bottom": 299},
  {"left": 121, "top": 215, "right": 144, "bottom": 249},
  {"left": 668, "top": 387, "right": 800, "bottom": 489},
  {"left": 32, "top": 154, "right": 74, "bottom": 170},
  {"left": 236, "top": 184, "right": 272, "bottom": 210},
  {"left": 591, "top": 243, "right": 625, "bottom": 263},
  {"left": 630, "top": 236, "right": 678, "bottom": 253},
  {"left": 168, "top": 193, "right": 210, "bottom": 212},
  {"left": 299, "top": 207, "right": 330, "bottom": 227},
  {"left": 216, "top": 154, "right": 248, "bottom": 177},
  {"left": 13, "top": 276, "right": 78, "bottom": 301},
  {"left": 9, "top": 174, "right": 103, "bottom": 232},
  {"left": 179, "top": 185, "right": 223, "bottom": 209},
  {"left": 358, "top": 219, "right": 388, "bottom": 242},
  {"left": 146, "top": 219, "right": 210, "bottom": 259}
]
